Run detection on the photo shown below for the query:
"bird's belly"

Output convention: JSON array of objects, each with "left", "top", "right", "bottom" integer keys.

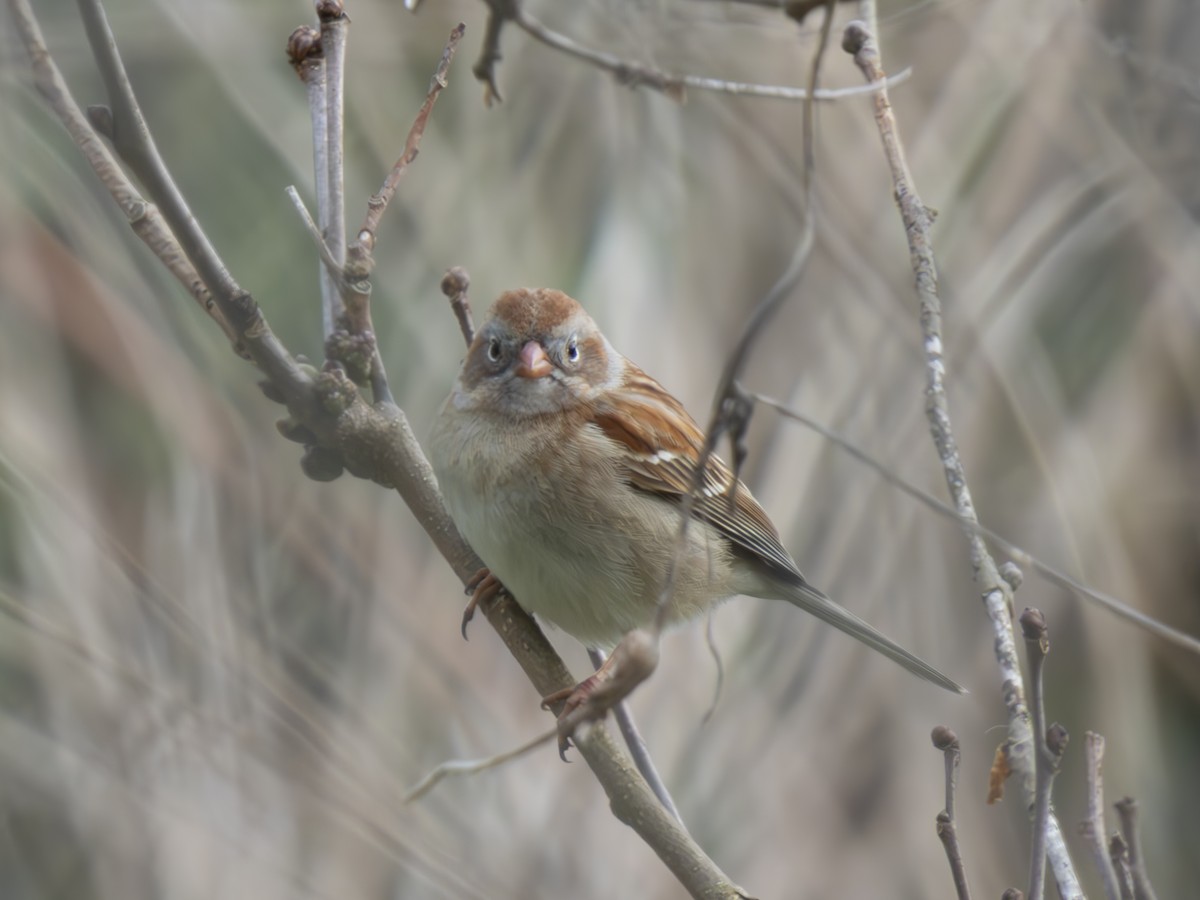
[{"left": 442, "top": 473, "right": 729, "bottom": 648}]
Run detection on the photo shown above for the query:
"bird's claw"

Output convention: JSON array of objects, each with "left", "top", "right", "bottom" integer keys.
[{"left": 461, "top": 567, "right": 507, "bottom": 639}]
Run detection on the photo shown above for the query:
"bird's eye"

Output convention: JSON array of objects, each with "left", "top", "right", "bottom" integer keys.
[
  {"left": 487, "top": 337, "right": 502, "bottom": 363},
  {"left": 565, "top": 337, "right": 580, "bottom": 364}
]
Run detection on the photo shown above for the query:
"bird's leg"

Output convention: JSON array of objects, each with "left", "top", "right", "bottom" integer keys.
[
  {"left": 541, "top": 628, "right": 660, "bottom": 758},
  {"left": 541, "top": 652, "right": 617, "bottom": 718},
  {"left": 461, "top": 567, "right": 508, "bottom": 639}
]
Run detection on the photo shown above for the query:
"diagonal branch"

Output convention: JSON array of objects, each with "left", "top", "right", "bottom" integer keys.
[
  {"left": 67, "top": 0, "right": 308, "bottom": 398},
  {"left": 842, "top": 4, "right": 1083, "bottom": 897}
]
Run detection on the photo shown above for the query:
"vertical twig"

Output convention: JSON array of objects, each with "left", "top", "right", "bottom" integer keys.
[
  {"left": 1080, "top": 732, "right": 1122, "bottom": 900},
  {"left": 932, "top": 726, "right": 972, "bottom": 900},
  {"left": 1115, "top": 797, "right": 1159, "bottom": 900},
  {"left": 841, "top": 5, "right": 1084, "bottom": 896},
  {"left": 341, "top": 22, "right": 466, "bottom": 406},
  {"left": 317, "top": 0, "right": 349, "bottom": 338},
  {"left": 441, "top": 267, "right": 476, "bottom": 345},
  {"left": 1019, "top": 609, "right": 1068, "bottom": 900},
  {"left": 1110, "top": 834, "right": 1135, "bottom": 900},
  {"left": 288, "top": 22, "right": 341, "bottom": 336}
]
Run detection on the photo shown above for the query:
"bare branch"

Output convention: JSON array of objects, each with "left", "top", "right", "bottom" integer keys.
[
  {"left": 317, "top": 0, "right": 349, "bottom": 340},
  {"left": 842, "top": 6, "right": 1085, "bottom": 895},
  {"left": 1115, "top": 797, "right": 1159, "bottom": 900},
  {"left": 1110, "top": 834, "right": 1135, "bottom": 900},
  {"left": 441, "top": 267, "right": 476, "bottom": 345},
  {"left": 749, "top": 392, "right": 1200, "bottom": 655},
  {"left": 351, "top": 23, "right": 466, "bottom": 255},
  {"left": 508, "top": 3, "right": 910, "bottom": 102},
  {"left": 931, "top": 726, "right": 972, "bottom": 900},
  {"left": 287, "top": 22, "right": 343, "bottom": 336},
  {"left": 404, "top": 726, "right": 558, "bottom": 803},
  {"left": 1080, "top": 732, "right": 1122, "bottom": 900},
  {"left": 286, "top": 185, "right": 344, "bottom": 284},
  {"left": 1019, "top": 609, "right": 1068, "bottom": 900},
  {"left": 8, "top": 0, "right": 242, "bottom": 354},
  {"left": 472, "top": 0, "right": 509, "bottom": 105},
  {"left": 337, "top": 22, "right": 466, "bottom": 406}
]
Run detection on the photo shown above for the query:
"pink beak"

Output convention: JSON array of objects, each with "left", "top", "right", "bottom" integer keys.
[{"left": 514, "top": 340, "right": 553, "bottom": 379}]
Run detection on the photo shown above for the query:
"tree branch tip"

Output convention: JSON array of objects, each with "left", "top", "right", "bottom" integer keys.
[
  {"left": 287, "top": 25, "right": 323, "bottom": 69},
  {"left": 932, "top": 724, "right": 960, "bottom": 751},
  {"left": 841, "top": 20, "right": 871, "bottom": 55},
  {"left": 441, "top": 266, "right": 470, "bottom": 296},
  {"left": 316, "top": 0, "right": 346, "bottom": 23},
  {"left": 1019, "top": 607, "right": 1048, "bottom": 645},
  {"left": 1000, "top": 561, "right": 1024, "bottom": 592},
  {"left": 1045, "top": 723, "right": 1069, "bottom": 760}
]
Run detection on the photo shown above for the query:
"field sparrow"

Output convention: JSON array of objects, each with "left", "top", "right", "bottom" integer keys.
[{"left": 429, "top": 288, "right": 962, "bottom": 694}]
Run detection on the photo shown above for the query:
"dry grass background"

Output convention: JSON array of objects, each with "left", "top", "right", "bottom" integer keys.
[{"left": 1, "top": 0, "right": 1198, "bottom": 897}]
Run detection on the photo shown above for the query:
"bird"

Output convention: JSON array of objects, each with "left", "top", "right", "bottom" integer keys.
[{"left": 428, "top": 287, "right": 963, "bottom": 698}]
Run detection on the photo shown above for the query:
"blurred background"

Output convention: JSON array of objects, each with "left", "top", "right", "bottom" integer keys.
[{"left": 2, "top": 0, "right": 1198, "bottom": 897}]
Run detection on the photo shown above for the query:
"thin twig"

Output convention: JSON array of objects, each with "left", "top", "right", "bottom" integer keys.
[
  {"left": 440, "top": 267, "right": 476, "bottom": 345},
  {"left": 351, "top": 23, "right": 465, "bottom": 254},
  {"left": 1115, "top": 797, "right": 1159, "bottom": 900},
  {"left": 842, "top": 7, "right": 1084, "bottom": 896},
  {"left": 511, "top": 4, "right": 910, "bottom": 102},
  {"left": 1081, "top": 732, "right": 1122, "bottom": 900},
  {"left": 1110, "top": 834, "right": 1135, "bottom": 900},
  {"left": 317, "top": 0, "right": 349, "bottom": 340},
  {"left": 404, "top": 727, "right": 557, "bottom": 803},
  {"left": 10, "top": 0, "right": 242, "bottom": 352},
  {"left": 472, "top": 0, "right": 508, "bottom": 105},
  {"left": 67, "top": 0, "right": 308, "bottom": 394},
  {"left": 288, "top": 23, "right": 342, "bottom": 336},
  {"left": 341, "top": 22, "right": 465, "bottom": 406},
  {"left": 286, "top": 186, "right": 344, "bottom": 283},
  {"left": 588, "top": 648, "right": 683, "bottom": 824},
  {"left": 931, "top": 726, "right": 972, "bottom": 900},
  {"left": 1020, "top": 609, "right": 1067, "bottom": 900},
  {"left": 749, "top": 392, "right": 1200, "bottom": 655}
]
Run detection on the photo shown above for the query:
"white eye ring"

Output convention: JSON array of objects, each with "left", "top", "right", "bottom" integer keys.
[
  {"left": 487, "top": 337, "right": 502, "bottom": 362},
  {"left": 565, "top": 337, "right": 579, "bottom": 363}
]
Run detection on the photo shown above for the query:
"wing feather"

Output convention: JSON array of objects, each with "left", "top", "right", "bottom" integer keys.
[{"left": 590, "top": 363, "right": 801, "bottom": 580}]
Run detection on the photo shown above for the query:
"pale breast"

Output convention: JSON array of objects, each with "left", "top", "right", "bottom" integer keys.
[{"left": 430, "top": 410, "right": 736, "bottom": 647}]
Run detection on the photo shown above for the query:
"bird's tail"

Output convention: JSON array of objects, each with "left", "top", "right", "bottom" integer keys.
[{"left": 777, "top": 578, "right": 965, "bottom": 694}]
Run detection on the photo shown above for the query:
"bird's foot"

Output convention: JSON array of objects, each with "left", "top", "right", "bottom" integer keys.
[
  {"left": 541, "top": 629, "right": 661, "bottom": 759},
  {"left": 461, "top": 567, "right": 508, "bottom": 639}
]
